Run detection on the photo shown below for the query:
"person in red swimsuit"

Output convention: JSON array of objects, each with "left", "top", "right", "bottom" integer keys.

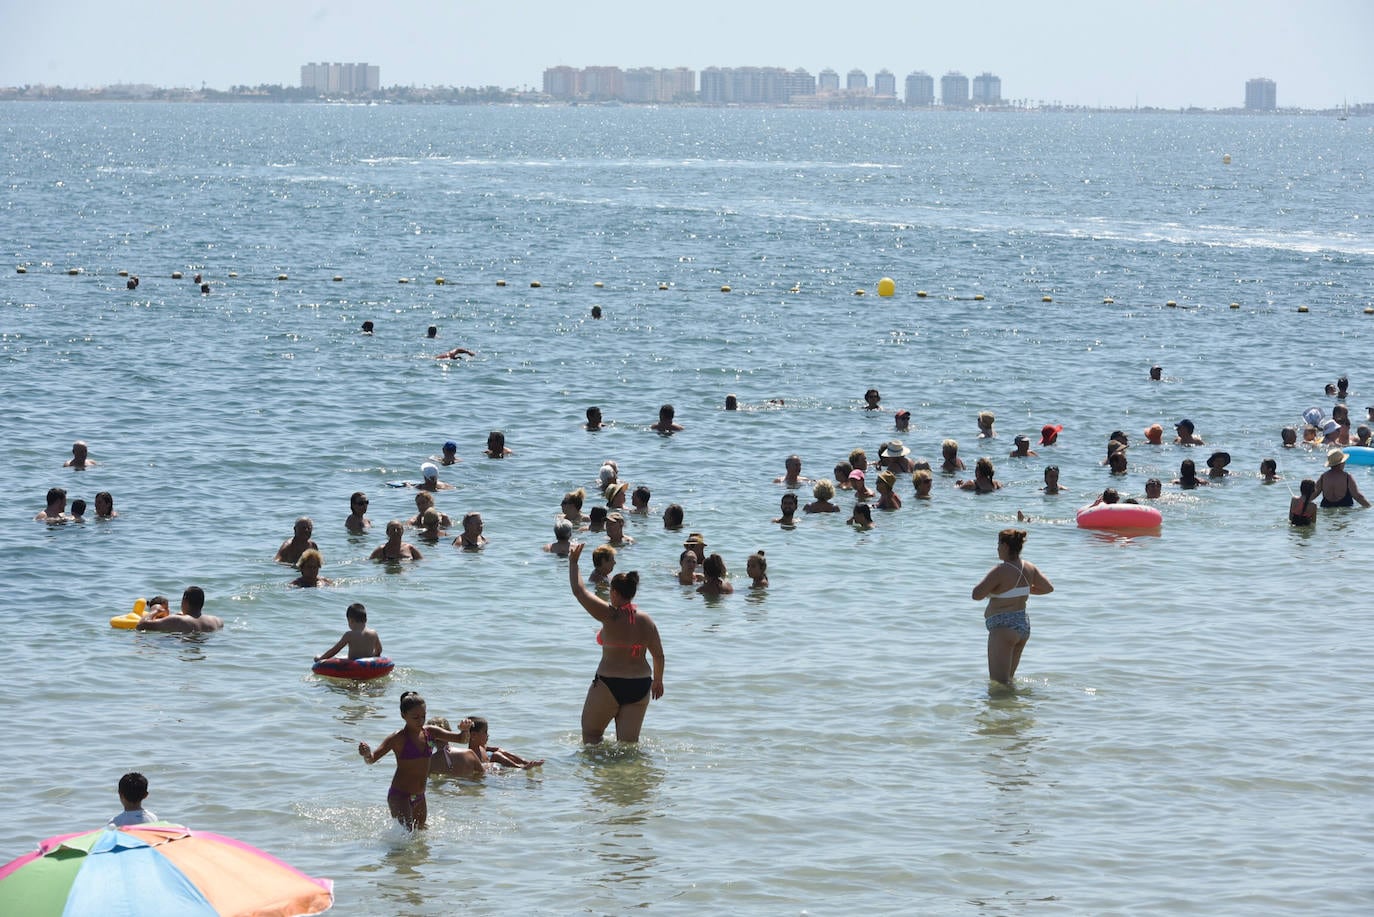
[
  {"left": 568, "top": 543, "right": 665, "bottom": 744},
  {"left": 358, "top": 691, "right": 471, "bottom": 830}
]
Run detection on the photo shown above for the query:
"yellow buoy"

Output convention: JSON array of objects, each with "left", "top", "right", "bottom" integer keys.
[
  {"left": 1297, "top": 305, "right": 1309, "bottom": 313},
  {"left": 877, "top": 277, "right": 895, "bottom": 297},
  {"left": 435, "top": 277, "right": 445, "bottom": 285},
  {"left": 974, "top": 293, "right": 985, "bottom": 301},
  {"left": 1222, "top": 153, "right": 1232, "bottom": 165},
  {"left": 594, "top": 281, "right": 604, "bottom": 288},
  {"left": 1042, "top": 295, "right": 1053, "bottom": 302},
  {"left": 720, "top": 285, "right": 731, "bottom": 293},
  {"left": 276, "top": 274, "right": 288, "bottom": 281},
  {"left": 496, "top": 279, "right": 507, "bottom": 287},
  {"left": 530, "top": 281, "right": 541, "bottom": 288},
  {"left": 171, "top": 271, "right": 183, "bottom": 279},
  {"left": 854, "top": 289, "right": 866, "bottom": 296}
]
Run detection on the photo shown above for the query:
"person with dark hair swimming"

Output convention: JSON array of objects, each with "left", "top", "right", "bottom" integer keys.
[{"left": 568, "top": 542, "right": 664, "bottom": 744}]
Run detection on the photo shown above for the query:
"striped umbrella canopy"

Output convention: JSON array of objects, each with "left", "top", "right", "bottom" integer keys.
[{"left": 0, "top": 823, "right": 333, "bottom": 916}]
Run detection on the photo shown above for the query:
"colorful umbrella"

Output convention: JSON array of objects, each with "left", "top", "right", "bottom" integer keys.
[{"left": 0, "top": 822, "right": 333, "bottom": 916}]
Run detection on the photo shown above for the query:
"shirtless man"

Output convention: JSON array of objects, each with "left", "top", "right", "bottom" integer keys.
[
  {"left": 35, "top": 487, "right": 68, "bottom": 522},
  {"left": 1317, "top": 450, "right": 1370, "bottom": 508},
  {"left": 774, "top": 454, "right": 810, "bottom": 486},
  {"left": 275, "top": 517, "right": 319, "bottom": 565},
  {"left": 64, "top": 441, "right": 96, "bottom": 469},
  {"left": 136, "top": 586, "right": 223, "bottom": 633},
  {"left": 1174, "top": 419, "right": 1205, "bottom": 446},
  {"left": 650, "top": 404, "right": 683, "bottom": 434}
]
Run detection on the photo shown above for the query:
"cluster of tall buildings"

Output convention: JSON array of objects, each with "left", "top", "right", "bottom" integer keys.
[
  {"left": 299, "top": 62, "right": 380, "bottom": 95},
  {"left": 542, "top": 65, "right": 1003, "bottom": 106},
  {"left": 1245, "top": 77, "right": 1277, "bottom": 111}
]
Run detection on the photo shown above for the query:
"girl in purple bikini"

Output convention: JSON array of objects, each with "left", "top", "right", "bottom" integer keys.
[{"left": 359, "top": 692, "right": 471, "bottom": 830}]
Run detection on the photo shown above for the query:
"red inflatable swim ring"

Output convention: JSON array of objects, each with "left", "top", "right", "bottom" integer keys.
[
  {"left": 1076, "top": 503, "right": 1162, "bottom": 530},
  {"left": 312, "top": 656, "right": 395, "bottom": 681}
]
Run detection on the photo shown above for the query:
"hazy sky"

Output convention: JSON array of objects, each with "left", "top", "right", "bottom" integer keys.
[{"left": 4, "top": 0, "right": 1371, "bottom": 108}]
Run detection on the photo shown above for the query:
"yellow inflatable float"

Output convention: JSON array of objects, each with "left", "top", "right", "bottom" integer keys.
[{"left": 111, "top": 598, "right": 146, "bottom": 630}]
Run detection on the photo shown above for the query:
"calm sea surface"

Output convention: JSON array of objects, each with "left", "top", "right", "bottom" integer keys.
[{"left": 2, "top": 102, "right": 1371, "bottom": 915}]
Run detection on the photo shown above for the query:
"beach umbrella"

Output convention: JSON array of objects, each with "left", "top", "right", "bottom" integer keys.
[{"left": 0, "top": 822, "right": 333, "bottom": 916}]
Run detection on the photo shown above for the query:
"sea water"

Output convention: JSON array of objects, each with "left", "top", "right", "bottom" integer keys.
[{"left": 1, "top": 102, "right": 1371, "bottom": 915}]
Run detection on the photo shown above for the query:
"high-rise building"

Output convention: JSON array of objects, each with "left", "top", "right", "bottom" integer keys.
[
  {"left": 699, "top": 67, "right": 807, "bottom": 104},
  {"left": 300, "top": 62, "right": 378, "bottom": 94},
  {"left": 580, "top": 66, "right": 624, "bottom": 101},
  {"left": 817, "top": 69, "right": 840, "bottom": 93},
  {"left": 543, "top": 66, "right": 579, "bottom": 100},
  {"left": 941, "top": 71, "right": 969, "bottom": 107},
  {"left": 971, "top": 72, "right": 1001, "bottom": 105},
  {"left": 1244, "top": 77, "right": 1276, "bottom": 111},
  {"left": 873, "top": 70, "right": 896, "bottom": 98},
  {"left": 846, "top": 69, "right": 868, "bottom": 92},
  {"left": 905, "top": 71, "right": 935, "bottom": 106}
]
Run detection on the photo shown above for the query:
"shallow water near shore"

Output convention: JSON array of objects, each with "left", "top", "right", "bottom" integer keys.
[{"left": 2, "top": 102, "right": 1372, "bottom": 914}]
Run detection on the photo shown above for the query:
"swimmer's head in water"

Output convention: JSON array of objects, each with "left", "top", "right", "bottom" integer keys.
[
  {"left": 442, "top": 441, "right": 457, "bottom": 454},
  {"left": 421, "top": 463, "right": 439, "bottom": 480}
]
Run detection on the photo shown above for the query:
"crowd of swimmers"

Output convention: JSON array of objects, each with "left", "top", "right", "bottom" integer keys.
[{"left": 37, "top": 358, "right": 1368, "bottom": 831}]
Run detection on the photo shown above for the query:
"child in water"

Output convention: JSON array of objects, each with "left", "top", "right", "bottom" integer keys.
[
  {"left": 317, "top": 604, "right": 382, "bottom": 661},
  {"left": 358, "top": 691, "right": 471, "bottom": 830}
]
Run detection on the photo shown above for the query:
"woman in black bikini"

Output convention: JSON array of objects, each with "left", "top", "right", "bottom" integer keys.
[{"left": 568, "top": 543, "right": 664, "bottom": 744}]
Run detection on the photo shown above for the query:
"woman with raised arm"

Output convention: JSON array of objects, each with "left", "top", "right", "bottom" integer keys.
[{"left": 568, "top": 542, "right": 665, "bottom": 744}]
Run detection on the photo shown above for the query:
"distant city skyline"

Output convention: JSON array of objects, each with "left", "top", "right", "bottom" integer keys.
[{"left": 2, "top": 0, "right": 1372, "bottom": 110}]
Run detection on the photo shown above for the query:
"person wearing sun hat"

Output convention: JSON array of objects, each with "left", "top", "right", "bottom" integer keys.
[
  {"left": 1320, "top": 418, "right": 1346, "bottom": 445},
  {"left": 1205, "top": 451, "right": 1231, "bottom": 479},
  {"left": 415, "top": 461, "right": 454, "bottom": 491},
  {"left": 1174, "top": 419, "right": 1204, "bottom": 446},
  {"left": 604, "top": 481, "right": 629, "bottom": 509},
  {"left": 1144, "top": 423, "right": 1165, "bottom": 445},
  {"left": 1317, "top": 449, "right": 1370, "bottom": 508},
  {"left": 879, "top": 440, "right": 914, "bottom": 473},
  {"left": 1039, "top": 423, "right": 1063, "bottom": 446},
  {"left": 682, "top": 532, "right": 708, "bottom": 563}
]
